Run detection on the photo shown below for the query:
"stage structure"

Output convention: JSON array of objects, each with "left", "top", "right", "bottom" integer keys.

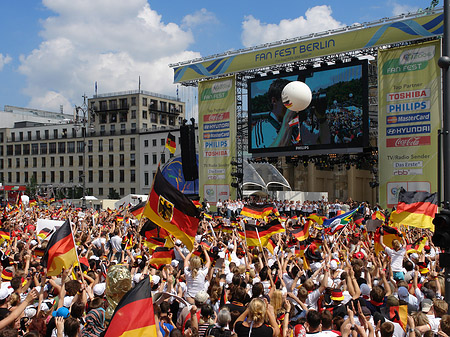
[{"left": 170, "top": 9, "right": 444, "bottom": 207}]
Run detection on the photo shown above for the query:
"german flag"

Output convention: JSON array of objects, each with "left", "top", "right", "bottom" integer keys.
[
  {"left": 104, "top": 276, "right": 157, "bottom": 337},
  {"left": 129, "top": 201, "right": 146, "bottom": 220},
  {"left": 165, "top": 132, "right": 176, "bottom": 154},
  {"left": 291, "top": 221, "right": 311, "bottom": 241},
  {"left": 241, "top": 204, "right": 276, "bottom": 219},
  {"left": 0, "top": 230, "right": 10, "bottom": 242},
  {"left": 390, "top": 189, "right": 438, "bottom": 230},
  {"left": 266, "top": 237, "right": 277, "bottom": 255},
  {"left": 372, "top": 210, "right": 386, "bottom": 222},
  {"left": 29, "top": 199, "right": 37, "bottom": 207},
  {"left": 142, "top": 237, "right": 166, "bottom": 252},
  {"left": 374, "top": 225, "right": 402, "bottom": 254},
  {"left": 199, "top": 238, "right": 212, "bottom": 250},
  {"left": 307, "top": 213, "right": 326, "bottom": 226},
  {"left": 38, "top": 227, "right": 53, "bottom": 239},
  {"left": 221, "top": 225, "right": 233, "bottom": 234},
  {"left": 148, "top": 247, "right": 174, "bottom": 268},
  {"left": 353, "top": 213, "right": 365, "bottom": 225},
  {"left": 116, "top": 215, "right": 124, "bottom": 222},
  {"left": 41, "top": 219, "right": 77, "bottom": 277},
  {"left": 203, "top": 214, "right": 213, "bottom": 221},
  {"left": 122, "top": 234, "right": 133, "bottom": 250},
  {"left": 34, "top": 246, "right": 45, "bottom": 257},
  {"left": 406, "top": 236, "right": 427, "bottom": 254},
  {"left": 389, "top": 305, "right": 408, "bottom": 331},
  {"left": 143, "top": 169, "right": 200, "bottom": 251},
  {"left": 192, "top": 200, "right": 202, "bottom": 208},
  {"left": 239, "top": 219, "right": 284, "bottom": 247},
  {"left": 139, "top": 219, "right": 169, "bottom": 240}
]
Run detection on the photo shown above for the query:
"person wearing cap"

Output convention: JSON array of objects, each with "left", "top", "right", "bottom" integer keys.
[
  {"left": 324, "top": 289, "right": 348, "bottom": 318},
  {"left": 176, "top": 290, "right": 209, "bottom": 333},
  {"left": 415, "top": 299, "right": 449, "bottom": 334},
  {"left": 397, "top": 284, "right": 419, "bottom": 313}
]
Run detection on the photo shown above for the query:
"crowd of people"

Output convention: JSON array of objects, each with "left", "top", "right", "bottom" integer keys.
[{"left": 0, "top": 197, "right": 446, "bottom": 337}]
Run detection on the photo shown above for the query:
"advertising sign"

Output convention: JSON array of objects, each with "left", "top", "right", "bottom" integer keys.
[
  {"left": 378, "top": 40, "right": 441, "bottom": 208},
  {"left": 198, "top": 76, "right": 236, "bottom": 206}
]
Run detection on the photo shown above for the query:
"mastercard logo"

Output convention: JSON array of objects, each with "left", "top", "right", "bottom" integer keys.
[{"left": 387, "top": 116, "right": 397, "bottom": 124}]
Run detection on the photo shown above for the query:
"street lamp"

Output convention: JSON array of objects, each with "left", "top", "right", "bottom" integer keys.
[{"left": 74, "top": 94, "right": 93, "bottom": 210}]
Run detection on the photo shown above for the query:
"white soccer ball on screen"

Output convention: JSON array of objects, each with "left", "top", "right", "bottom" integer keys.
[{"left": 281, "top": 81, "right": 312, "bottom": 111}]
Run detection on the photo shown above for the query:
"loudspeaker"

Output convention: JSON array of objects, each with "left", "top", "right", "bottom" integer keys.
[{"left": 180, "top": 124, "right": 198, "bottom": 181}]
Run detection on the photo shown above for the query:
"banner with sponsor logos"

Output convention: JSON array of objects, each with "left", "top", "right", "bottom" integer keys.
[
  {"left": 198, "top": 76, "right": 236, "bottom": 207},
  {"left": 173, "top": 12, "right": 442, "bottom": 83},
  {"left": 378, "top": 40, "right": 440, "bottom": 209}
]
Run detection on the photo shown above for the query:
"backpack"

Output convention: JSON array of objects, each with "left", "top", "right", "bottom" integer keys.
[{"left": 206, "top": 326, "right": 232, "bottom": 337}]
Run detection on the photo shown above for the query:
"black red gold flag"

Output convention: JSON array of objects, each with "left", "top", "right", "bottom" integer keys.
[
  {"left": 241, "top": 204, "right": 277, "bottom": 219},
  {"left": 143, "top": 168, "right": 200, "bottom": 251},
  {"left": 41, "top": 219, "right": 77, "bottom": 276},
  {"left": 148, "top": 247, "right": 174, "bottom": 268},
  {"left": 104, "top": 276, "right": 157, "bottom": 337},
  {"left": 129, "top": 201, "right": 146, "bottom": 220},
  {"left": 291, "top": 221, "right": 311, "bottom": 241},
  {"left": 390, "top": 189, "right": 437, "bottom": 230},
  {"left": 238, "top": 219, "right": 284, "bottom": 247},
  {"left": 165, "top": 133, "right": 176, "bottom": 154},
  {"left": 374, "top": 225, "right": 402, "bottom": 254}
]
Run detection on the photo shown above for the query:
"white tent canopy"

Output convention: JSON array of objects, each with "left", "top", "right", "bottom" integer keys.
[{"left": 243, "top": 161, "right": 291, "bottom": 191}]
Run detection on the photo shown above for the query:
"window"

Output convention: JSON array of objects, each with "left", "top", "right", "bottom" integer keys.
[
  {"left": 144, "top": 172, "right": 149, "bottom": 185},
  {"left": 69, "top": 171, "right": 74, "bottom": 182},
  {"left": 109, "top": 139, "right": 114, "bottom": 151},
  {"left": 16, "top": 158, "right": 20, "bottom": 168},
  {"left": 109, "top": 170, "right": 114, "bottom": 182},
  {"left": 150, "top": 112, "right": 157, "bottom": 123},
  {"left": 61, "top": 129, "right": 67, "bottom": 138},
  {"left": 120, "top": 170, "right": 125, "bottom": 182},
  {"left": 130, "top": 153, "right": 135, "bottom": 166},
  {"left": 40, "top": 143, "right": 47, "bottom": 155},
  {"left": 32, "top": 144, "right": 39, "bottom": 155},
  {"left": 79, "top": 171, "right": 83, "bottom": 183},
  {"left": 88, "top": 155, "right": 93, "bottom": 167},
  {"left": 131, "top": 97, "right": 136, "bottom": 106},
  {"left": 28, "top": 131, "right": 32, "bottom": 140},
  {"left": 99, "top": 170, "right": 103, "bottom": 183},
  {"left": 69, "top": 156, "right": 74, "bottom": 166},
  {"left": 130, "top": 138, "right": 135, "bottom": 151},
  {"left": 45, "top": 130, "right": 49, "bottom": 139},
  {"left": 15, "top": 144, "right": 21, "bottom": 155},
  {"left": 60, "top": 157, "right": 64, "bottom": 167},
  {"left": 77, "top": 141, "right": 84, "bottom": 153},
  {"left": 23, "top": 144, "right": 30, "bottom": 155},
  {"left": 11, "top": 133, "right": 15, "bottom": 141},
  {"left": 24, "top": 158, "right": 28, "bottom": 168},
  {"left": 143, "top": 97, "right": 147, "bottom": 106},
  {"left": 50, "top": 157, "right": 55, "bottom": 167},
  {"left": 79, "top": 156, "right": 83, "bottom": 166},
  {"left": 98, "top": 155, "right": 103, "bottom": 167},
  {"left": 120, "top": 188, "right": 125, "bottom": 196},
  {"left": 144, "top": 154, "right": 149, "bottom": 165},
  {"left": 88, "top": 140, "right": 93, "bottom": 152},
  {"left": 16, "top": 172, "right": 20, "bottom": 183},
  {"left": 120, "top": 124, "right": 126, "bottom": 134},
  {"left": 100, "top": 125, "right": 105, "bottom": 136},
  {"left": 160, "top": 138, "right": 165, "bottom": 146},
  {"left": 49, "top": 143, "right": 56, "bottom": 154},
  {"left": 25, "top": 172, "right": 29, "bottom": 183},
  {"left": 143, "top": 123, "right": 147, "bottom": 130},
  {"left": 89, "top": 171, "right": 93, "bottom": 183},
  {"left": 33, "top": 158, "right": 37, "bottom": 167},
  {"left": 7, "top": 159, "right": 11, "bottom": 168},
  {"left": 110, "top": 124, "right": 115, "bottom": 135},
  {"left": 58, "top": 142, "right": 66, "bottom": 154},
  {"left": 6, "top": 145, "right": 12, "bottom": 156},
  {"left": 109, "top": 99, "right": 117, "bottom": 110},
  {"left": 98, "top": 140, "right": 103, "bottom": 152},
  {"left": 152, "top": 139, "right": 157, "bottom": 147},
  {"left": 41, "top": 172, "right": 46, "bottom": 183},
  {"left": 152, "top": 153, "right": 157, "bottom": 164},
  {"left": 131, "top": 123, "right": 136, "bottom": 133},
  {"left": 161, "top": 153, "right": 165, "bottom": 164},
  {"left": 109, "top": 155, "right": 114, "bottom": 167},
  {"left": 33, "top": 172, "right": 37, "bottom": 182},
  {"left": 119, "top": 138, "right": 124, "bottom": 151},
  {"left": 41, "top": 157, "right": 46, "bottom": 167},
  {"left": 131, "top": 110, "right": 136, "bottom": 119},
  {"left": 160, "top": 114, "right": 167, "bottom": 125},
  {"left": 120, "top": 154, "right": 124, "bottom": 166},
  {"left": 53, "top": 129, "right": 58, "bottom": 139},
  {"left": 36, "top": 130, "right": 40, "bottom": 140},
  {"left": 50, "top": 171, "right": 55, "bottom": 183},
  {"left": 130, "top": 169, "right": 136, "bottom": 182},
  {"left": 60, "top": 171, "right": 64, "bottom": 183},
  {"left": 99, "top": 187, "right": 103, "bottom": 196},
  {"left": 67, "top": 142, "right": 75, "bottom": 153},
  {"left": 7, "top": 172, "right": 11, "bottom": 183},
  {"left": 144, "top": 140, "right": 149, "bottom": 147},
  {"left": 131, "top": 188, "right": 136, "bottom": 194}
]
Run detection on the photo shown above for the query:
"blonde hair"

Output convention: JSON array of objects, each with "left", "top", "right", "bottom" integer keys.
[
  {"left": 190, "top": 256, "right": 202, "bottom": 279},
  {"left": 248, "top": 298, "right": 266, "bottom": 323},
  {"left": 392, "top": 239, "right": 401, "bottom": 251},
  {"left": 413, "top": 312, "right": 429, "bottom": 326},
  {"left": 270, "top": 290, "right": 284, "bottom": 316}
]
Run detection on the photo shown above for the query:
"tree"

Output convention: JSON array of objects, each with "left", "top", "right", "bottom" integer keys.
[
  {"left": 107, "top": 188, "right": 120, "bottom": 199},
  {"left": 25, "top": 175, "right": 38, "bottom": 199}
]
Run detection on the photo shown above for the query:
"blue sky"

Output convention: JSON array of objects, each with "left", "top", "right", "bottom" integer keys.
[{"left": 0, "top": 0, "right": 433, "bottom": 119}]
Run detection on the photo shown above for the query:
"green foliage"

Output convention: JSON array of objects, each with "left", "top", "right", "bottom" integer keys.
[
  {"left": 107, "top": 188, "right": 120, "bottom": 199},
  {"left": 25, "top": 175, "right": 38, "bottom": 199}
]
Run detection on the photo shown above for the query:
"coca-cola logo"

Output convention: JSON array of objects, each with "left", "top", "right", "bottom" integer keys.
[
  {"left": 386, "top": 136, "right": 430, "bottom": 147},
  {"left": 203, "top": 111, "right": 230, "bottom": 122}
]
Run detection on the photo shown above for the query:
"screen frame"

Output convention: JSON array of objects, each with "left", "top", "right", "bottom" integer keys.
[{"left": 247, "top": 59, "right": 369, "bottom": 156}]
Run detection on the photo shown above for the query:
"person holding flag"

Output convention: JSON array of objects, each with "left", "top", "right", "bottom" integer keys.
[{"left": 378, "top": 228, "right": 407, "bottom": 281}]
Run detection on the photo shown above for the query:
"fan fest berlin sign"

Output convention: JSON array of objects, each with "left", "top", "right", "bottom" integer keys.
[
  {"left": 198, "top": 76, "right": 236, "bottom": 208},
  {"left": 172, "top": 12, "right": 443, "bottom": 83},
  {"left": 378, "top": 40, "right": 440, "bottom": 209}
]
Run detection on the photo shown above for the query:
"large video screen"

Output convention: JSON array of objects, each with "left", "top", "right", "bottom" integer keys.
[{"left": 248, "top": 60, "right": 368, "bottom": 154}]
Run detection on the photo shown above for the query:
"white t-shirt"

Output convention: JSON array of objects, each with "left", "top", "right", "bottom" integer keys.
[
  {"left": 184, "top": 266, "right": 208, "bottom": 298},
  {"left": 110, "top": 235, "right": 122, "bottom": 252},
  {"left": 385, "top": 247, "right": 406, "bottom": 272}
]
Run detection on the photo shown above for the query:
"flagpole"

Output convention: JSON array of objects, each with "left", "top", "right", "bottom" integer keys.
[
  {"left": 69, "top": 217, "right": 85, "bottom": 284},
  {"left": 255, "top": 228, "right": 270, "bottom": 267}
]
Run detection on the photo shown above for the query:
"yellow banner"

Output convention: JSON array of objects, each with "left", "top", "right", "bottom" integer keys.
[
  {"left": 173, "top": 12, "right": 443, "bottom": 83},
  {"left": 198, "top": 76, "right": 236, "bottom": 207},
  {"left": 378, "top": 40, "right": 441, "bottom": 208}
]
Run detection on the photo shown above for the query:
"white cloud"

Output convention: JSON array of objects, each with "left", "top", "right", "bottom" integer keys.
[
  {"left": 17, "top": 0, "right": 200, "bottom": 112},
  {"left": 392, "top": 3, "right": 420, "bottom": 16},
  {"left": 241, "top": 5, "right": 344, "bottom": 48},
  {"left": 182, "top": 8, "right": 218, "bottom": 28},
  {"left": 0, "top": 54, "right": 12, "bottom": 71}
]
